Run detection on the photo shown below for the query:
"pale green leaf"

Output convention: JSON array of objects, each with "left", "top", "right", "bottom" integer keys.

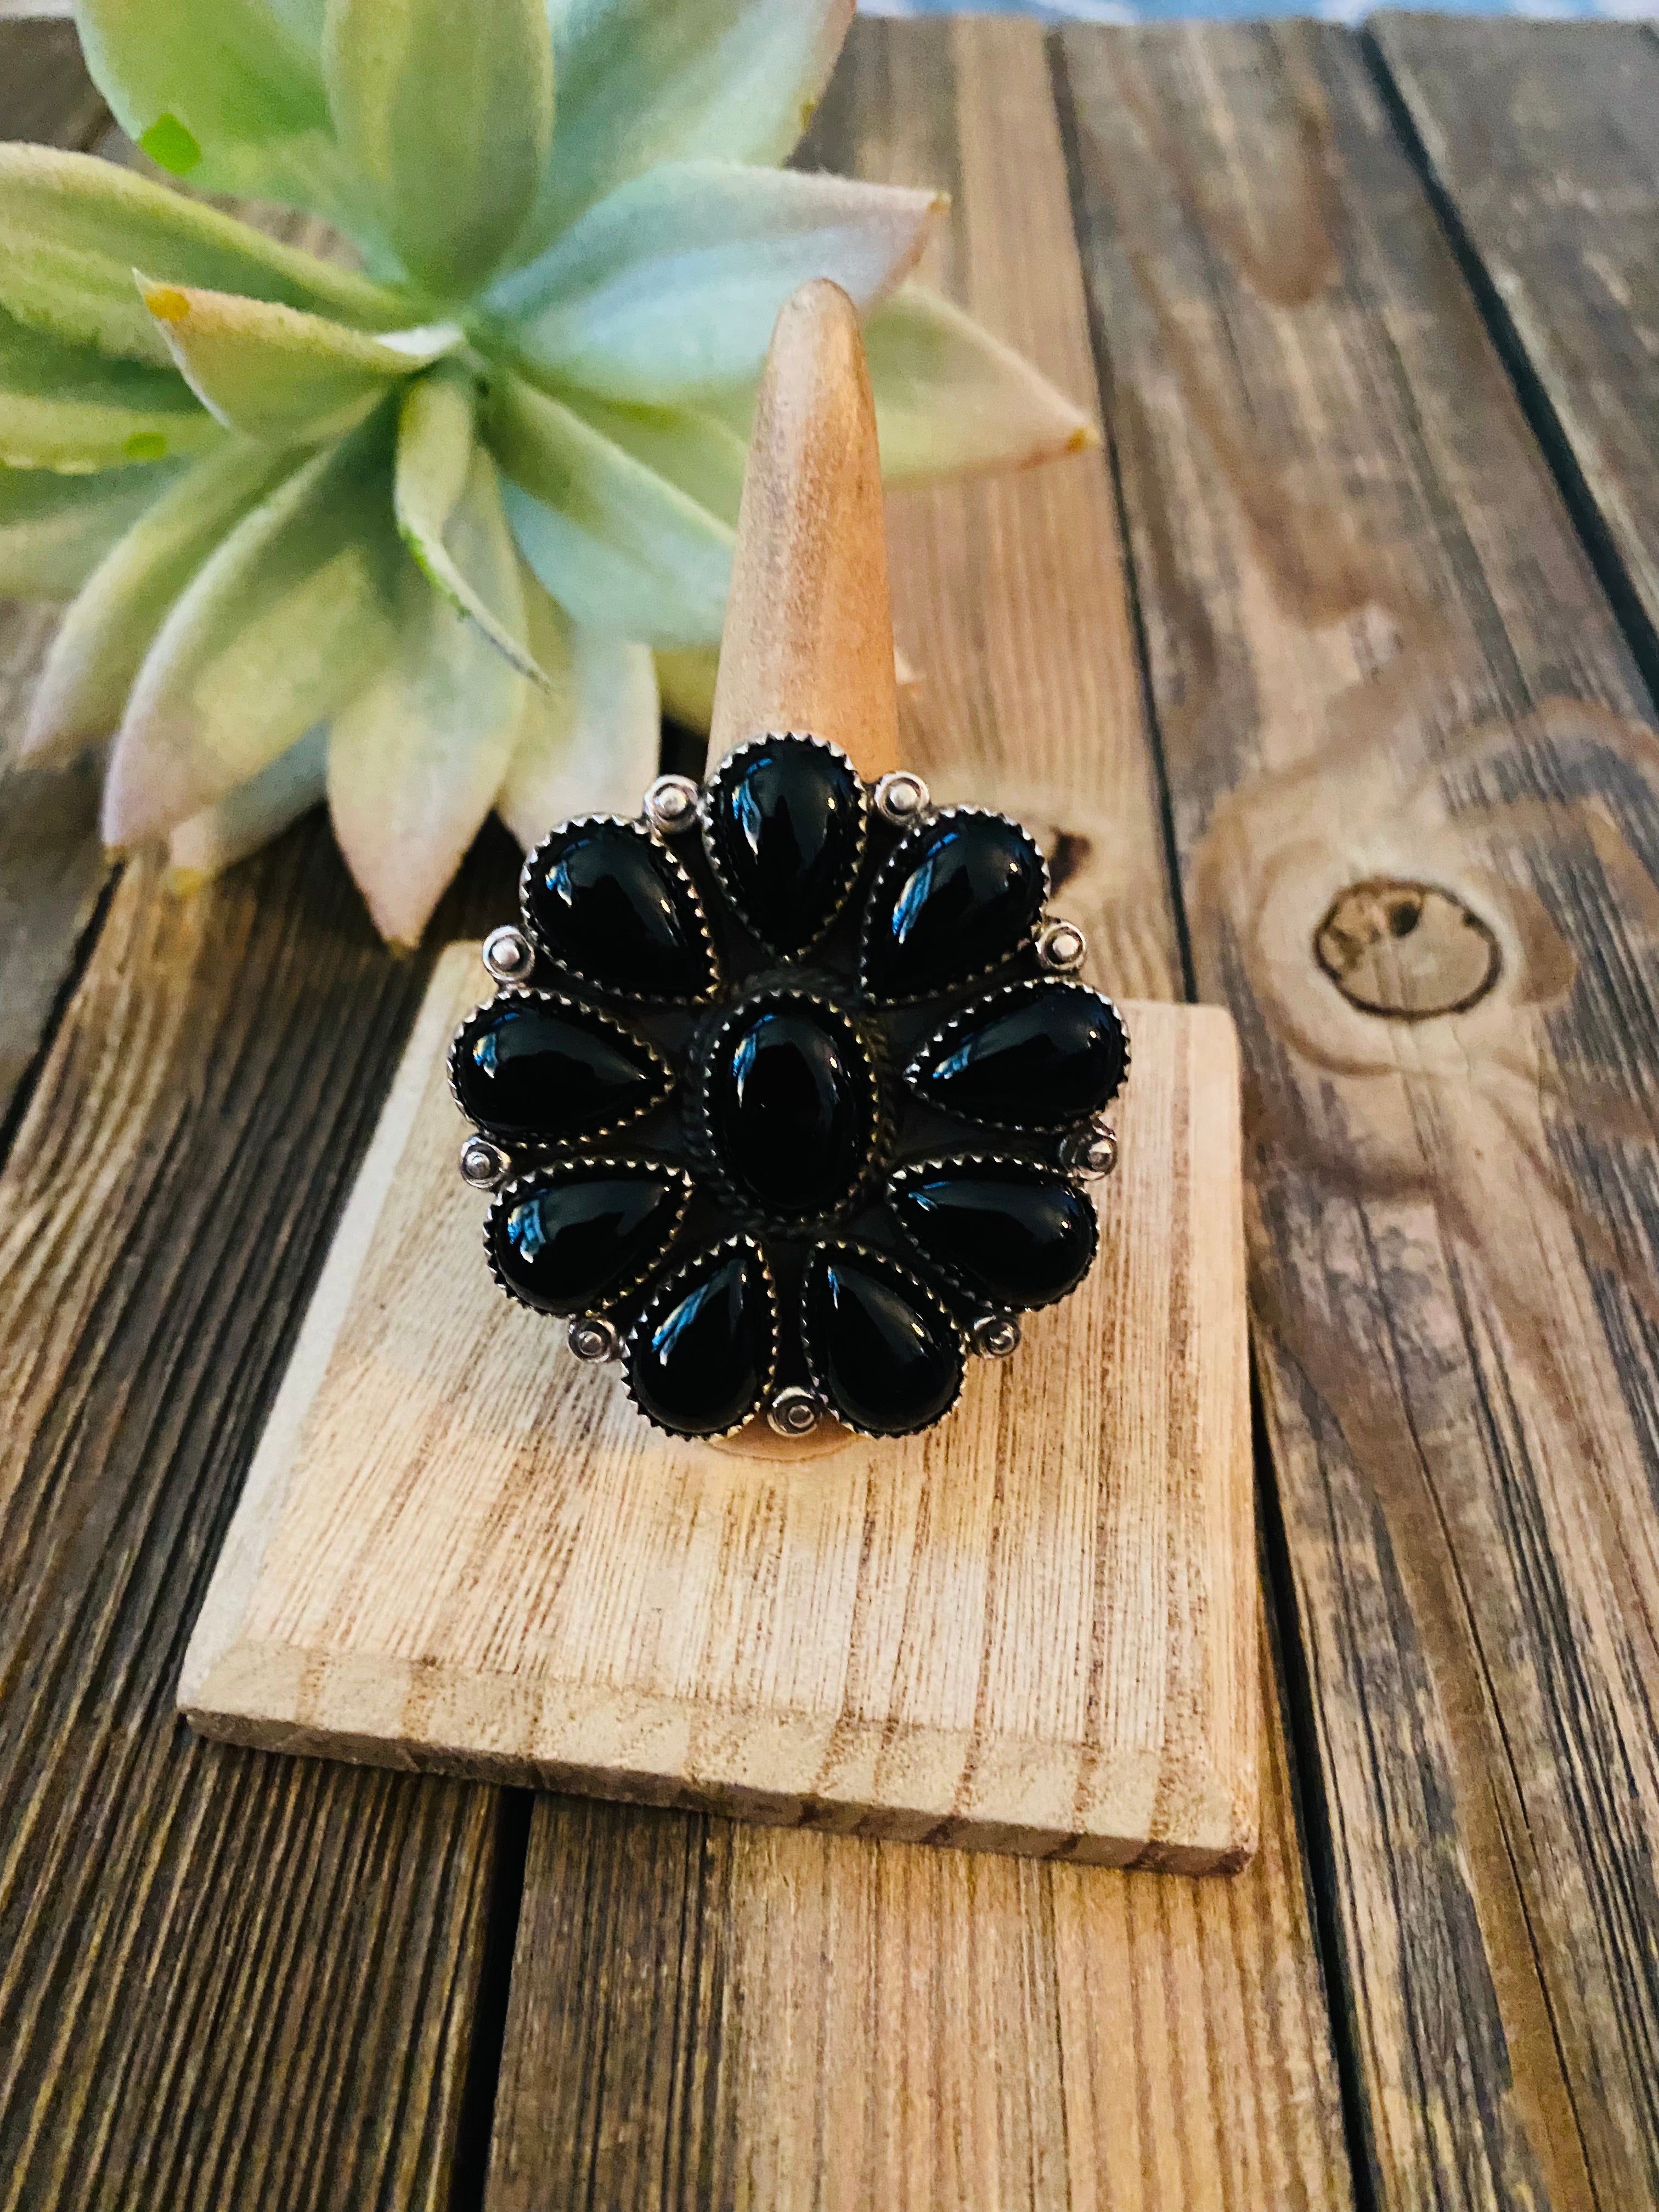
[
  {"left": 864, "top": 285, "right": 1097, "bottom": 482},
  {"left": 394, "top": 365, "right": 546, "bottom": 680},
  {"left": 554, "top": 388, "right": 747, "bottom": 527},
  {"left": 490, "top": 160, "right": 943, "bottom": 402},
  {"left": 654, "top": 646, "right": 719, "bottom": 735},
  {"left": 0, "top": 460, "right": 182, "bottom": 598},
  {"left": 322, "top": 0, "right": 554, "bottom": 297},
  {"left": 497, "top": 567, "right": 660, "bottom": 848},
  {"left": 329, "top": 446, "right": 528, "bottom": 943},
  {"left": 0, "top": 143, "right": 410, "bottom": 366},
  {"left": 104, "top": 421, "right": 400, "bottom": 845},
  {"left": 517, "top": 0, "right": 851, "bottom": 255},
  {"left": 168, "top": 721, "right": 328, "bottom": 884},
  {"left": 140, "top": 275, "right": 457, "bottom": 441},
  {"left": 75, "top": 0, "right": 371, "bottom": 242},
  {"left": 26, "top": 438, "right": 301, "bottom": 760},
  {"left": 0, "top": 306, "right": 220, "bottom": 471},
  {"left": 488, "top": 371, "right": 731, "bottom": 645}
]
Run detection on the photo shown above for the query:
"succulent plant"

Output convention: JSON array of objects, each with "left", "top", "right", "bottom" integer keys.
[{"left": 1, "top": 0, "right": 1095, "bottom": 945}]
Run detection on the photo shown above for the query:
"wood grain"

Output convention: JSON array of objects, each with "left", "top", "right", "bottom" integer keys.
[
  {"left": 484, "top": 21, "right": 1353, "bottom": 2210},
  {"left": 1058, "top": 20, "right": 1659, "bottom": 2208},
  {"left": 1370, "top": 16, "right": 1659, "bottom": 670},
  {"left": 184, "top": 949, "right": 1256, "bottom": 1869},
  {"left": 0, "top": 822, "right": 524, "bottom": 2209}
]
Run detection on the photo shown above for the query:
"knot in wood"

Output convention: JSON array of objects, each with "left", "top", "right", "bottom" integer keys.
[{"left": 1314, "top": 879, "right": 1500, "bottom": 1019}]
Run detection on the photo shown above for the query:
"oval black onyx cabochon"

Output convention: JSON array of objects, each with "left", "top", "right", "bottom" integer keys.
[
  {"left": 704, "top": 736, "right": 865, "bottom": 952},
  {"left": 524, "top": 818, "right": 713, "bottom": 1000},
  {"left": 910, "top": 982, "right": 1127, "bottom": 1130},
  {"left": 888, "top": 1157, "right": 1098, "bottom": 1311},
  {"left": 490, "top": 1165, "right": 688, "bottom": 1316},
  {"left": 802, "top": 1245, "right": 964, "bottom": 1436},
  {"left": 708, "top": 998, "right": 876, "bottom": 1217},
  {"left": 862, "top": 809, "right": 1046, "bottom": 1001},
  {"left": 627, "top": 1242, "right": 775, "bottom": 1437},
  {"left": 452, "top": 995, "right": 670, "bottom": 1141}
]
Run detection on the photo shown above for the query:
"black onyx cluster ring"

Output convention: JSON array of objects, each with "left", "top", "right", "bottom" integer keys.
[{"left": 449, "top": 735, "right": 1129, "bottom": 1443}]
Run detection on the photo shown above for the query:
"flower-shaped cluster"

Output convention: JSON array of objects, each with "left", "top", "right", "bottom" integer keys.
[
  {"left": 450, "top": 734, "right": 1130, "bottom": 1442},
  {"left": 2, "top": 0, "right": 1093, "bottom": 945}
]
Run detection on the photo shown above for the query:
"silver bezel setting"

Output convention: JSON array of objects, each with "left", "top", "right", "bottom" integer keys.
[
  {"left": 568, "top": 1315, "right": 622, "bottom": 1362},
  {"left": 859, "top": 805, "right": 1052, "bottom": 1005},
  {"left": 447, "top": 984, "right": 676, "bottom": 1147},
  {"left": 484, "top": 1158, "right": 695, "bottom": 1318},
  {"left": 518, "top": 812, "right": 719, "bottom": 1006},
  {"left": 903, "top": 977, "right": 1131, "bottom": 1132},
  {"left": 682, "top": 986, "right": 887, "bottom": 1234},
  {"left": 972, "top": 1313, "right": 1022, "bottom": 1358},
  {"left": 1064, "top": 1120, "right": 1120, "bottom": 1181},
  {"left": 622, "top": 1235, "right": 779, "bottom": 1441},
  {"left": 799, "top": 1239, "right": 968, "bottom": 1438},
  {"left": 697, "top": 730, "right": 870, "bottom": 958},
  {"left": 642, "top": 774, "right": 701, "bottom": 835},
  {"left": 884, "top": 1151, "right": 1101, "bottom": 1311},
  {"left": 1035, "top": 917, "right": 1087, "bottom": 975},
  {"left": 482, "top": 924, "right": 535, "bottom": 985},
  {"left": 460, "top": 1135, "right": 512, "bottom": 1190},
  {"left": 873, "top": 769, "right": 931, "bottom": 826},
  {"left": 768, "top": 1386, "right": 823, "bottom": 1438}
]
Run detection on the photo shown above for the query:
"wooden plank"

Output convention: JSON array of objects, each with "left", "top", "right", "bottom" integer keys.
[
  {"left": 484, "top": 21, "right": 1353, "bottom": 2210},
  {"left": 1057, "top": 20, "right": 1659, "bottom": 2210},
  {"left": 0, "top": 23, "right": 112, "bottom": 1132},
  {"left": 185, "top": 955, "right": 1256, "bottom": 1872},
  {"left": 1370, "top": 16, "right": 1659, "bottom": 672},
  {"left": 0, "top": 828, "right": 524, "bottom": 2209}
]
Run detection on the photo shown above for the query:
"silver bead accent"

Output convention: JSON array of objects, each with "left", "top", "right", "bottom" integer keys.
[
  {"left": 482, "top": 924, "right": 534, "bottom": 984},
  {"left": 1065, "top": 1120, "right": 1119, "bottom": 1180},
  {"left": 459, "top": 1136, "right": 511, "bottom": 1189},
  {"left": 643, "top": 774, "right": 700, "bottom": 834},
  {"left": 972, "top": 1313, "right": 1022, "bottom": 1359},
  {"left": 568, "top": 1315, "right": 621, "bottom": 1362},
  {"left": 768, "top": 1386, "right": 823, "bottom": 1437},
  {"left": 1036, "top": 917, "right": 1087, "bottom": 974},
  {"left": 873, "top": 769, "right": 930, "bottom": 825}
]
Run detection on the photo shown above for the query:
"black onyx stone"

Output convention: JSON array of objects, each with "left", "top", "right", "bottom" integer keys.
[
  {"left": 627, "top": 1243, "right": 774, "bottom": 1437},
  {"left": 706, "top": 736, "right": 865, "bottom": 952},
  {"left": 802, "top": 1246, "right": 964, "bottom": 1436},
  {"left": 452, "top": 996, "right": 669, "bottom": 1141},
  {"left": 910, "top": 984, "right": 1127, "bottom": 1130},
  {"left": 709, "top": 1000, "right": 873, "bottom": 1217},
  {"left": 888, "top": 1158, "right": 1098, "bottom": 1310},
  {"left": 862, "top": 810, "right": 1046, "bottom": 1001},
  {"left": 490, "top": 1166, "right": 686, "bottom": 1316},
  {"left": 524, "top": 819, "right": 712, "bottom": 999}
]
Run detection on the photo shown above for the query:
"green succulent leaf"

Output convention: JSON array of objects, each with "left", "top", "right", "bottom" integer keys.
[
  {"left": 0, "top": 459, "right": 183, "bottom": 597},
  {"left": 0, "top": 305, "right": 222, "bottom": 471},
  {"left": 0, "top": 143, "right": 410, "bottom": 366},
  {"left": 329, "top": 444, "right": 528, "bottom": 944},
  {"left": 75, "top": 0, "right": 370, "bottom": 241},
  {"left": 168, "top": 721, "right": 329, "bottom": 884},
  {"left": 26, "top": 438, "right": 302, "bottom": 760},
  {"left": 520, "top": 0, "right": 851, "bottom": 255},
  {"left": 488, "top": 370, "right": 731, "bottom": 646},
  {"left": 139, "top": 275, "right": 459, "bottom": 442},
  {"left": 322, "top": 0, "right": 555, "bottom": 298},
  {"left": 490, "top": 159, "right": 943, "bottom": 403},
  {"left": 394, "top": 364, "right": 548, "bottom": 682},
  {"left": 104, "top": 419, "right": 400, "bottom": 845},
  {"left": 862, "top": 285, "right": 1098, "bottom": 481},
  {"left": 496, "top": 563, "right": 661, "bottom": 849},
  {"left": 554, "top": 387, "right": 747, "bottom": 526}
]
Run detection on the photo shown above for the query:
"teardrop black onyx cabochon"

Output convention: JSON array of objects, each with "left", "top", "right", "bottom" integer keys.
[
  {"left": 704, "top": 736, "right": 865, "bottom": 953},
  {"left": 862, "top": 810, "right": 1047, "bottom": 1002},
  {"left": 452, "top": 995, "right": 672, "bottom": 1141},
  {"left": 524, "top": 818, "right": 714, "bottom": 1000},
  {"left": 453, "top": 730, "right": 1130, "bottom": 1444}
]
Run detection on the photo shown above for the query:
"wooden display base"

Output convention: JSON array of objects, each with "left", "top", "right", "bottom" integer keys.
[{"left": 182, "top": 944, "right": 1257, "bottom": 1871}]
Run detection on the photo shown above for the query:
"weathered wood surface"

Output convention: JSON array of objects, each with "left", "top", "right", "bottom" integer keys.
[
  {"left": 186, "top": 954, "right": 1256, "bottom": 1870},
  {"left": 1372, "top": 15, "right": 1659, "bottom": 677},
  {"left": 484, "top": 21, "right": 1352, "bottom": 2211},
  {"left": 1058, "top": 19, "right": 1659, "bottom": 2209}
]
